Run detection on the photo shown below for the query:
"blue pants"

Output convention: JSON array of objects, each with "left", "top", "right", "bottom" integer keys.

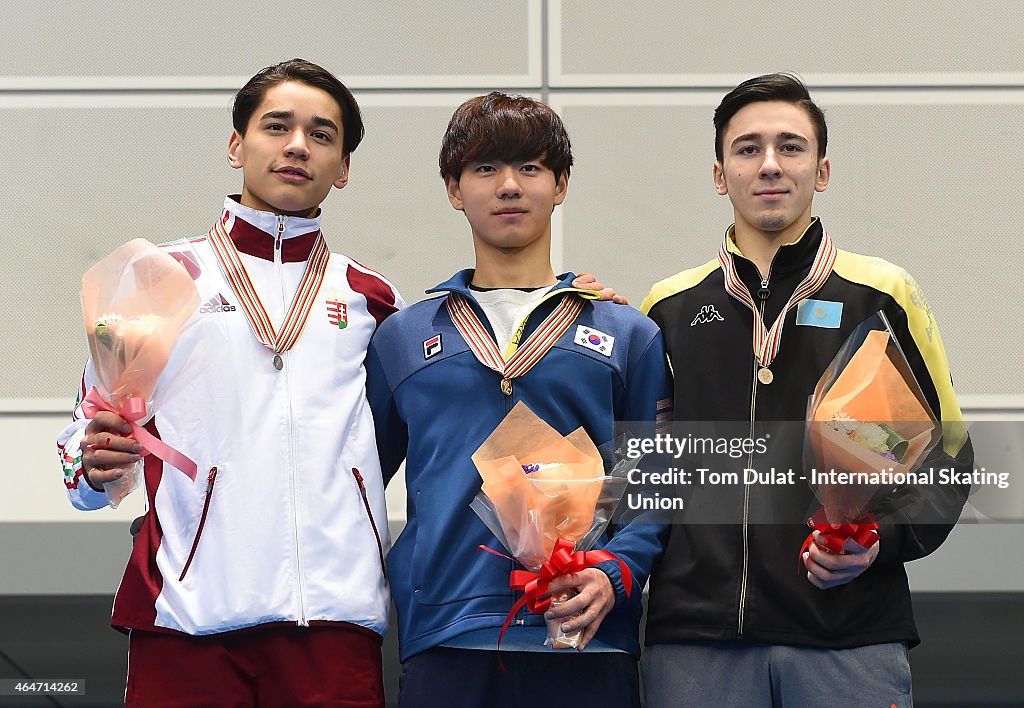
[
  {"left": 399, "top": 647, "right": 640, "bottom": 707},
  {"left": 641, "top": 640, "right": 912, "bottom": 707}
]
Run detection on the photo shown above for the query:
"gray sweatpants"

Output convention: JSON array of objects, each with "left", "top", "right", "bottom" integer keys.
[{"left": 641, "top": 640, "right": 912, "bottom": 707}]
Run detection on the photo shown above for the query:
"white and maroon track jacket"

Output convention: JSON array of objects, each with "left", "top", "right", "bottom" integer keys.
[{"left": 57, "top": 197, "right": 402, "bottom": 638}]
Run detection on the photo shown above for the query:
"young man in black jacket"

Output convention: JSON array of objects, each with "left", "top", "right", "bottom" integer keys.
[{"left": 640, "top": 73, "right": 973, "bottom": 707}]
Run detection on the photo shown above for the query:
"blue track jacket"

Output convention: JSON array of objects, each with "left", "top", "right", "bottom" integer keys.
[{"left": 366, "top": 270, "right": 672, "bottom": 662}]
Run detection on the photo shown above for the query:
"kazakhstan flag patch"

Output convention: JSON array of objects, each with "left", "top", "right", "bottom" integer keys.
[{"left": 796, "top": 299, "right": 842, "bottom": 328}]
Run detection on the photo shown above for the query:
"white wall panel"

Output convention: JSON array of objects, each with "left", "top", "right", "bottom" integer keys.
[
  {"left": 3, "top": 1, "right": 541, "bottom": 89},
  {"left": 552, "top": 91, "right": 1024, "bottom": 396},
  {"left": 551, "top": 0, "right": 1024, "bottom": 87}
]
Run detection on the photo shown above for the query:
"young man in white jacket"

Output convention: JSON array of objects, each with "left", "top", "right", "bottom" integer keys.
[{"left": 58, "top": 58, "right": 402, "bottom": 707}]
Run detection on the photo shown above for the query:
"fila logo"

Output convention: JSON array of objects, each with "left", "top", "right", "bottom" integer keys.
[
  {"left": 423, "top": 334, "right": 443, "bottom": 360},
  {"left": 574, "top": 325, "right": 614, "bottom": 357},
  {"left": 327, "top": 299, "right": 349, "bottom": 329},
  {"left": 199, "top": 294, "right": 237, "bottom": 314},
  {"left": 690, "top": 304, "right": 724, "bottom": 326}
]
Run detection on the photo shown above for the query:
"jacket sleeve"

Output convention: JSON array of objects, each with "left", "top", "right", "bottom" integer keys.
[
  {"left": 596, "top": 328, "right": 673, "bottom": 607},
  {"left": 365, "top": 329, "right": 409, "bottom": 488},
  {"left": 58, "top": 361, "right": 109, "bottom": 511},
  {"left": 872, "top": 273, "right": 972, "bottom": 564}
]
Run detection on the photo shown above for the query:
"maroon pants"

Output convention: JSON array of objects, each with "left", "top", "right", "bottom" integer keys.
[{"left": 126, "top": 623, "right": 384, "bottom": 707}]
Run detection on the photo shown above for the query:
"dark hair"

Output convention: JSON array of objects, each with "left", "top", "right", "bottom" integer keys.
[
  {"left": 439, "top": 92, "right": 573, "bottom": 183},
  {"left": 714, "top": 72, "right": 827, "bottom": 161},
  {"left": 232, "top": 58, "right": 364, "bottom": 156}
]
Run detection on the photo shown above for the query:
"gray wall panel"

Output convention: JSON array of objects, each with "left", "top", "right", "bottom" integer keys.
[
  {"left": 558, "top": 100, "right": 727, "bottom": 305},
  {"left": 8, "top": 6, "right": 1024, "bottom": 604},
  {"left": 1, "top": 96, "right": 235, "bottom": 399},
  {"left": 5, "top": 2, "right": 537, "bottom": 87},
  {"left": 820, "top": 97, "right": 1024, "bottom": 396},
  {"left": 555, "top": 0, "right": 1024, "bottom": 81},
  {"left": 4, "top": 519, "right": 1021, "bottom": 594},
  {"left": 336, "top": 99, "right": 482, "bottom": 303}
]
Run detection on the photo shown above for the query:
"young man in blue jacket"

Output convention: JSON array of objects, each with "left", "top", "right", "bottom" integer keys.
[{"left": 366, "top": 92, "right": 671, "bottom": 707}]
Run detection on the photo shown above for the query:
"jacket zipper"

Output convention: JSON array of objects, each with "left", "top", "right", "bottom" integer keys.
[
  {"left": 179, "top": 467, "right": 219, "bottom": 582},
  {"left": 276, "top": 214, "right": 308, "bottom": 626},
  {"left": 465, "top": 290, "right": 520, "bottom": 615},
  {"left": 352, "top": 468, "right": 388, "bottom": 583},
  {"left": 739, "top": 272, "right": 772, "bottom": 636}
]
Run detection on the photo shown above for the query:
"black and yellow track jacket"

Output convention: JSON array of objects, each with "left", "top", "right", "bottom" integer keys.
[{"left": 640, "top": 217, "right": 973, "bottom": 648}]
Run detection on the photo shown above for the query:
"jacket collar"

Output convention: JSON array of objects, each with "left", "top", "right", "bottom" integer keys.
[
  {"left": 426, "top": 269, "right": 581, "bottom": 299},
  {"left": 220, "top": 195, "right": 322, "bottom": 263},
  {"left": 726, "top": 217, "right": 825, "bottom": 281}
]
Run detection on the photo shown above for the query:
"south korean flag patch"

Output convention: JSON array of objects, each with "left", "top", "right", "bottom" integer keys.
[
  {"left": 422, "top": 334, "right": 443, "bottom": 360},
  {"left": 574, "top": 325, "right": 614, "bottom": 357}
]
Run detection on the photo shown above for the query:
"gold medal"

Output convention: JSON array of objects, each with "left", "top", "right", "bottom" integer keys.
[
  {"left": 273, "top": 354, "right": 284, "bottom": 371},
  {"left": 757, "top": 367, "right": 773, "bottom": 385},
  {"left": 500, "top": 378, "right": 513, "bottom": 396}
]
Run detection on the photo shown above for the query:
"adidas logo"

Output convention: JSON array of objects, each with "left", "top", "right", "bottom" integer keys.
[
  {"left": 690, "top": 304, "right": 724, "bottom": 326},
  {"left": 200, "top": 294, "right": 238, "bottom": 314}
]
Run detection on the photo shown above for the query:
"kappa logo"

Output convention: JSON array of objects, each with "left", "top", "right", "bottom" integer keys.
[
  {"left": 690, "top": 304, "right": 724, "bottom": 326},
  {"left": 327, "top": 299, "right": 349, "bottom": 329},
  {"left": 199, "top": 294, "right": 237, "bottom": 314},
  {"left": 574, "top": 325, "right": 614, "bottom": 357},
  {"left": 423, "top": 334, "right": 443, "bottom": 360}
]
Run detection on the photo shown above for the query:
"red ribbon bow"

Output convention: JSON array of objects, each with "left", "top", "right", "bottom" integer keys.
[
  {"left": 478, "top": 537, "right": 633, "bottom": 653},
  {"left": 798, "top": 506, "right": 879, "bottom": 573},
  {"left": 81, "top": 387, "right": 198, "bottom": 481}
]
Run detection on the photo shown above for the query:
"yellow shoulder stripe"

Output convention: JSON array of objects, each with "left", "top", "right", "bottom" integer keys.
[
  {"left": 640, "top": 259, "right": 720, "bottom": 315},
  {"left": 832, "top": 250, "right": 967, "bottom": 456}
]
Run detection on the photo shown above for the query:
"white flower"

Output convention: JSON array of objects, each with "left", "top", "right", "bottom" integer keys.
[{"left": 852, "top": 423, "right": 890, "bottom": 453}]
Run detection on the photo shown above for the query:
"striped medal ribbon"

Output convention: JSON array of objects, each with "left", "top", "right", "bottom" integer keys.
[
  {"left": 717, "top": 230, "right": 836, "bottom": 384},
  {"left": 207, "top": 220, "right": 330, "bottom": 369},
  {"left": 446, "top": 291, "right": 584, "bottom": 396}
]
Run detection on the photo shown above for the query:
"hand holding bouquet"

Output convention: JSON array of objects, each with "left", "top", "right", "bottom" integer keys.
[
  {"left": 81, "top": 239, "right": 200, "bottom": 506},
  {"left": 804, "top": 312, "right": 940, "bottom": 553},
  {"left": 470, "top": 402, "right": 632, "bottom": 649}
]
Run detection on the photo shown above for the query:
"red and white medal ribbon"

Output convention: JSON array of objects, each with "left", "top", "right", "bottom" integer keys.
[
  {"left": 446, "top": 291, "right": 584, "bottom": 395},
  {"left": 207, "top": 220, "right": 329, "bottom": 356},
  {"left": 717, "top": 230, "right": 836, "bottom": 376}
]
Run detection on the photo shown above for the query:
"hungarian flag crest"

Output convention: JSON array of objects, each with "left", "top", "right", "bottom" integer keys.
[{"left": 327, "top": 299, "right": 348, "bottom": 329}]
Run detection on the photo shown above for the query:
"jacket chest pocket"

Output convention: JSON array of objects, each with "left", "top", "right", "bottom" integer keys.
[{"left": 178, "top": 466, "right": 219, "bottom": 582}]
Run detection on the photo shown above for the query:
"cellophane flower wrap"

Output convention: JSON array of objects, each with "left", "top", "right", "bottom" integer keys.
[
  {"left": 805, "top": 312, "right": 941, "bottom": 542},
  {"left": 81, "top": 238, "right": 201, "bottom": 507},
  {"left": 469, "top": 401, "right": 630, "bottom": 649}
]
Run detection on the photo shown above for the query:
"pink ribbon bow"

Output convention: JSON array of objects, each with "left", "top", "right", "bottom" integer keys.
[{"left": 81, "top": 387, "right": 197, "bottom": 480}]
